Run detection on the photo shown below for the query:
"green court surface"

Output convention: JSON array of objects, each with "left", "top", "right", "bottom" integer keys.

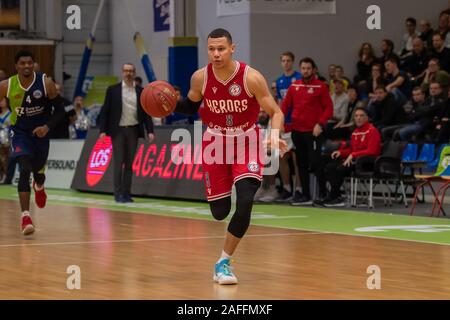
[{"left": 1, "top": 185, "right": 449, "bottom": 246}]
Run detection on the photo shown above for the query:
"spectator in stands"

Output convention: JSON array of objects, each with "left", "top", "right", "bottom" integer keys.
[
  {"left": 70, "top": 96, "right": 90, "bottom": 139},
  {"left": 330, "top": 66, "right": 350, "bottom": 94},
  {"left": 282, "top": 57, "right": 333, "bottom": 205},
  {"left": 385, "top": 57, "right": 412, "bottom": 106},
  {"left": 400, "top": 17, "right": 420, "bottom": 58},
  {"left": 329, "top": 79, "right": 349, "bottom": 131},
  {"left": 0, "top": 98, "right": 11, "bottom": 183},
  {"left": 336, "top": 65, "right": 350, "bottom": 84},
  {"left": 317, "top": 107, "right": 381, "bottom": 207},
  {"left": 438, "top": 11, "right": 450, "bottom": 44},
  {"left": 134, "top": 76, "right": 143, "bottom": 87},
  {"left": 270, "top": 81, "right": 278, "bottom": 102},
  {"left": 379, "top": 39, "right": 399, "bottom": 65},
  {"left": 402, "top": 37, "right": 430, "bottom": 86},
  {"left": 419, "top": 19, "right": 434, "bottom": 48},
  {"left": 328, "top": 64, "right": 337, "bottom": 82},
  {"left": 355, "top": 42, "right": 376, "bottom": 85},
  {"left": 435, "top": 87, "right": 450, "bottom": 143},
  {"left": 422, "top": 58, "right": 450, "bottom": 93},
  {"left": 371, "top": 85, "right": 408, "bottom": 140},
  {"left": 0, "top": 69, "right": 6, "bottom": 81},
  {"left": 367, "top": 63, "right": 385, "bottom": 102},
  {"left": 276, "top": 52, "right": 302, "bottom": 102},
  {"left": 314, "top": 66, "right": 328, "bottom": 83},
  {"left": 330, "top": 85, "right": 366, "bottom": 140},
  {"left": 403, "top": 86, "right": 426, "bottom": 114},
  {"left": 275, "top": 52, "right": 302, "bottom": 202},
  {"left": 49, "top": 83, "right": 76, "bottom": 139},
  {"left": 431, "top": 32, "right": 450, "bottom": 73},
  {"left": 394, "top": 85, "right": 441, "bottom": 142}
]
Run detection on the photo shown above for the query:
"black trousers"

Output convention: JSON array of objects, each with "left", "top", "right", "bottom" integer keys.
[
  {"left": 324, "top": 158, "right": 353, "bottom": 199},
  {"left": 437, "top": 122, "right": 450, "bottom": 144},
  {"left": 112, "top": 126, "right": 139, "bottom": 195},
  {"left": 291, "top": 131, "right": 327, "bottom": 198}
]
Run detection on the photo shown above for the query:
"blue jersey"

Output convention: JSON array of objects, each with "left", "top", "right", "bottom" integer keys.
[
  {"left": 276, "top": 71, "right": 302, "bottom": 125},
  {"left": 276, "top": 71, "right": 302, "bottom": 101}
]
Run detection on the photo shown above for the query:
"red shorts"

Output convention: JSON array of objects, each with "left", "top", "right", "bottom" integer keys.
[{"left": 202, "top": 127, "right": 264, "bottom": 202}]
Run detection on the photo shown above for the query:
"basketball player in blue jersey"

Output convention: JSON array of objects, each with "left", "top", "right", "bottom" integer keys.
[
  {"left": 0, "top": 50, "right": 65, "bottom": 235},
  {"left": 275, "top": 52, "right": 302, "bottom": 202},
  {"left": 276, "top": 52, "right": 302, "bottom": 102}
]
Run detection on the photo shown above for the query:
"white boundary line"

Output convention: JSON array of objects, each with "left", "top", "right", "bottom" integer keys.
[{"left": 0, "top": 232, "right": 327, "bottom": 248}]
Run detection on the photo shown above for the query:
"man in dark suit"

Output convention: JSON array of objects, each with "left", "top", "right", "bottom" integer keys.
[{"left": 99, "top": 63, "right": 154, "bottom": 203}]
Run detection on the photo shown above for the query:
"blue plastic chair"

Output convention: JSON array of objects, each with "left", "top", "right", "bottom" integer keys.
[
  {"left": 417, "top": 143, "right": 435, "bottom": 163},
  {"left": 402, "top": 144, "right": 418, "bottom": 162}
]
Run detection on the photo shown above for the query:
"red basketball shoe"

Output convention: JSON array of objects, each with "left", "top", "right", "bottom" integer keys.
[
  {"left": 22, "top": 215, "right": 35, "bottom": 236},
  {"left": 33, "top": 181, "right": 47, "bottom": 209}
]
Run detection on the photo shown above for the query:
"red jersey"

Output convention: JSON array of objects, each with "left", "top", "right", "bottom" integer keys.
[
  {"left": 338, "top": 122, "right": 381, "bottom": 159},
  {"left": 200, "top": 61, "right": 260, "bottom": 134},
  {"left": 281, "top": 77, "right": 333, "bottom": 132}
]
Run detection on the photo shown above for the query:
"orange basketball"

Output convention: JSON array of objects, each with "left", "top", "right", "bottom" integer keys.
[{"left": 140, "top": 80, "right": 177, "bottom": 117}]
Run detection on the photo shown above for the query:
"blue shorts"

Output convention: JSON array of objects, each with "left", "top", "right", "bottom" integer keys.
[{"left": 10, "top": 127, "right": 49, "bottom": 173}]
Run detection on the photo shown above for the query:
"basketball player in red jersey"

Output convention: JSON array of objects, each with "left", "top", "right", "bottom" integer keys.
[{"left": 175, "top": 28, "right": 287, "bottom": 285}]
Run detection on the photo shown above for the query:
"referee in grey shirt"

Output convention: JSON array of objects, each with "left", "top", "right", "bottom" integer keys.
[{"left": 99, "top": 63, "right": 154, "bottom": 203}]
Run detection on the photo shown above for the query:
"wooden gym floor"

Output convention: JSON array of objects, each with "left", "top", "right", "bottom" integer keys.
[{"left": 0, "top": 199, "right": 449, "bottom": 300}]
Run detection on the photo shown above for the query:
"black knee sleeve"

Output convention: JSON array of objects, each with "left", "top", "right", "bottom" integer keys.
[
  {"left": 17, "top": 156, "right": 32, "bottom": 192},
  {"left": 228, "top": 178, "right": 261, "bottom": 238},
  {"left": 210, "top": 197, "right": 231, "bottom": 221}
]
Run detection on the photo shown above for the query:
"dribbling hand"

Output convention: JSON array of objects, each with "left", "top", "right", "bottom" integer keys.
[
  {"left": 265, "top": 137, "right": 288, "bottom": 158},
  {"left": 32, "top": 125, "right": 49, "bottom": 138}
]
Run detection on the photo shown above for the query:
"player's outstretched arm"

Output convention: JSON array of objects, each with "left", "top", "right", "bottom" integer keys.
[{"left": 174, "top": 68, "right": 204, "bottom": 115}]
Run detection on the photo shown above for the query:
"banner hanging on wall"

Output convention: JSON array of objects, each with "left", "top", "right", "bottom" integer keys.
[
  {"left": 154, "top": 0, "right": 170, "bottom": 31},
  {"left": 217, "top": 0, "right": 337, "bottom": 17}
]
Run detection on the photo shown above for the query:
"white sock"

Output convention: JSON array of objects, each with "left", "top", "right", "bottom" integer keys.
[
  {"left": 283, "top": 184, "right": 291, "bottom": 192},
  {"left": 218, "top": 250, "right": 232, "bottom": 263},
  {"left": 22, "top": 211, "right": 30, "bottom": 217}
]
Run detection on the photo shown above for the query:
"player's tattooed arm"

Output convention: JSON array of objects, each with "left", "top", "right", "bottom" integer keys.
[{"left": 175, "top": 68, "right": 204, "bottom": 115}]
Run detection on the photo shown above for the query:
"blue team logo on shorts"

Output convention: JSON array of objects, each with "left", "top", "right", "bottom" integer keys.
[
  {"left": 33, "top": 90, "right": 43, "bottom": 99},
  {"left": 247, "top": 161, "right": 259, "bottom": 173}
]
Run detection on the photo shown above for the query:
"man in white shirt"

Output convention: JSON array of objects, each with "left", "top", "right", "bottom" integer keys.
[{"left": 99, "top": 63, "right": 155, "bottom": 203}]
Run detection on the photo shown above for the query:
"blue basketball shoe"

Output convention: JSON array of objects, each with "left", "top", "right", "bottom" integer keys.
[{"left": 214, "top": 258, "right": 238, "bottom": 285}]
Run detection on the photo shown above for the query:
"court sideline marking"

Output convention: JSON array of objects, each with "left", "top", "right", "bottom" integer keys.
[{"left": 0, "top": 231, "right": 328, "bottom": 248}]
